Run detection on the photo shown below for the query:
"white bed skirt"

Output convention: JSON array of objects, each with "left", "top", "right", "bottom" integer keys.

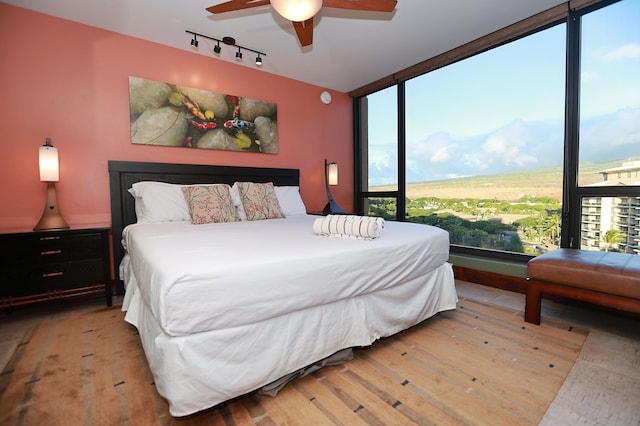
[{"left": 123, "top": 262, "right": 457, "bottom": 417}]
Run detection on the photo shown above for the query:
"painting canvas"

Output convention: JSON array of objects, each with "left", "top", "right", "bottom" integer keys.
[{"left": 128, "top": 76, "right": 278, "bottom": 154}]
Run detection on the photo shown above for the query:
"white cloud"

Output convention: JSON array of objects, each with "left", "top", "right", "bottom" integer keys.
[
  {"left": 482, "top": 135, "right": 537, "bottom": 166},
  {"left": 581, "top": 70, "right": 600, "bottom": 84},
  {"left": 604, "top": 43, "right": 640, "bottom": 61},
  {"left": 374, "top": 108, "right": 637, "bottom": 184},
  {"left": 513, "top": 154, "right": 538, "bottom": 167},
  {"left": 480, "top": 121, "right": 539, "bottom": 168},
  {"left": 408, "top": 132, "right": 457, "bottom": 165},
  {"left": 484, "top": 134, "right": 518, "bottom": 155},
  {"left": 462, "top": 152, "right": 490, "bottom": 171},
  {"left": 431, "top": 145, "right": 452, "bottom": 163},
  {"left": 368, "top": 151, "right": 391, "bottom": 168}
]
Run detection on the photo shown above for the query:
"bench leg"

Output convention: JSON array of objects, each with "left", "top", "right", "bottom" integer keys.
[{"left": 525, "top": 279, "right": 542, "bottom": 325}]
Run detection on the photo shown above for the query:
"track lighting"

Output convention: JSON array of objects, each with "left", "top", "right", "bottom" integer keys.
[{"left": 185, "top": 30, "right": 266, "bottom": 67}]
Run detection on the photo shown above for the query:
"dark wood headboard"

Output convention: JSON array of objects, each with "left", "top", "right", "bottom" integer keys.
[{"left": 108, "top": 160, "right": 300, "bottom": 292}]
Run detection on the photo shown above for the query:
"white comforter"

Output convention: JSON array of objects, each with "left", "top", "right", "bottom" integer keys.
[{"left": 122, "top": 214, "right": 450, "bottom": 336}]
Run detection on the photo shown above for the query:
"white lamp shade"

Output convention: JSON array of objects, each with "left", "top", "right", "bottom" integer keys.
[
  {"left": 328, "top": 162, "right": 338, "bottom": 186},
  {"left": 39, "top": 145, "right": 59, "bottom": 182},
  {"left": 271, "top": 0, "right": 322, "bottom": 21}
]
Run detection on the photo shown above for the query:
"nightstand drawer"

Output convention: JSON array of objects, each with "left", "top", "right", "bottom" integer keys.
[
  {"left": 0, "top": 234, "right": 103, "bottom": 265},
  {"left": 1, "top": 259, "right": 105, "bottom": 297}
]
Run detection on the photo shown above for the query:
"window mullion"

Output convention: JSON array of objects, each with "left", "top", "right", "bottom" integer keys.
[
  {"left": 397, "top": 82, "right": 406, "bottom": 221},
  {"left": 563, "top": 10, "right": 581, "bottom": 249}
]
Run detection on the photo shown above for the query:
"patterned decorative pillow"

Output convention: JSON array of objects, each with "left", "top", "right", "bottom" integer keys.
[
  {"left": 235, "top": 182, "right": 285, "bottom": 221},
  {"left": 181, "top": 185, "right": 240, "bottom": 224}
]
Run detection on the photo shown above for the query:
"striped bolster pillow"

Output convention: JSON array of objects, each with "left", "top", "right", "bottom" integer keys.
[{"left": 313, "top": 215, "right": 385, "bottom": 240}]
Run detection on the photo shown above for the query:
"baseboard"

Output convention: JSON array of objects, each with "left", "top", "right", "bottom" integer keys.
[
  {"left": 449, "top": 253, "right": 528, "bottom": 278},
  {"left": 453, "top": 265, "right": 528, "bottom": 294}
]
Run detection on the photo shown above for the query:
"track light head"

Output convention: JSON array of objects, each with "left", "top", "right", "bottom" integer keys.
[
  {"left": 213, "top": 42, "right": 221, "bottom": 54},
  {"left": 236, "top": 48, "right": 242, "bottom": 60},
  {"left": 256, "top": 55, "right": 262, "bottom": 66}
]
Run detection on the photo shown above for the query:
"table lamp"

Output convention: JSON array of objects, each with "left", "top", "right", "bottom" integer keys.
[
  {"left": 323, "top": 159, "right": 344, "bottom": 215},
  {"left": 34, "top": 138, "right": 69, "bottom": 231}
]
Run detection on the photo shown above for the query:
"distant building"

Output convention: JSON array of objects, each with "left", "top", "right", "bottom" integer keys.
[{"left": 580, "top": 161, "right": 640, "bottom": 253}]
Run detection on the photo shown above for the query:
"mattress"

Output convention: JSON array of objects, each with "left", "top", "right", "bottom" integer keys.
[{"left": 122, "top": 214, "right": 451, "bottom": 336}]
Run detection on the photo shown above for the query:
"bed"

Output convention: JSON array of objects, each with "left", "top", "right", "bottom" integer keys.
[{"left": 108, "top": 160, "right": 458, "bottom": 417}]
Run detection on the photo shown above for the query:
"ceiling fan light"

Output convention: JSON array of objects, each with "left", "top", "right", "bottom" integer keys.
[{"left": 270, "top": 0, "right": 322, "bottom": 22}]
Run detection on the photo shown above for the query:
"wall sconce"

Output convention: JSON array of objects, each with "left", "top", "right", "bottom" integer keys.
[
  {"left": 323, "top": 159, "right": 344, "bottom": 215},
  {"left": 34, "top": 138, "right": 69, "bottom": 231},
  {"left": 186, "top": 30, "right": 266, "bottom": 67}
]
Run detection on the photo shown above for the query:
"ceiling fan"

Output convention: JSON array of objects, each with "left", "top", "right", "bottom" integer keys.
[{"left": 206, "top": 0, "right": 398, "bottom": 47}]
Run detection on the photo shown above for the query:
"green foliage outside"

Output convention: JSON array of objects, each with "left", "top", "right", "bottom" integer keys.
[
  {"left": 368, "top": 196, "right": 563, "bottom": 255},
  {"left": 602, "top": 229, "right": 626, "bottom": 252},
  {"left": 366, "top": 159, "right": 640, "bottom": 254}
]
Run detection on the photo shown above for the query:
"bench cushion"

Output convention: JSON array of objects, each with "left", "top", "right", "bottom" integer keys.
[{"left": 528, "top": 249, "right": 640, "bottom": 299}]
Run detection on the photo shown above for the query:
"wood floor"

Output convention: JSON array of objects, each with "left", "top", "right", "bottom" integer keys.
[{"left": 1, "top": 280, "right": 639, "bottom": 425}]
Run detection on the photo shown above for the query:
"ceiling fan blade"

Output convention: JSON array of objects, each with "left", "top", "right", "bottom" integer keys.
[
  {"left": 292, "top": 18, "right": 314, "bottom": 47},
  {"left": 206, "top": 0, "right": 270, "bottom": 14},
  {"left": 322, "top": 0, "right": 397, "bottom": 12}
]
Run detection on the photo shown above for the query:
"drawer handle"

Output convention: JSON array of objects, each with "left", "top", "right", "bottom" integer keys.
[
  {"left": 41, "top": 250, "right": 62, "bottom": 256},
  {"left": 42, "top": 272, "right": 63, "bottom": 278},
  {"left": 40, "top": 236, "right": 61, "bottom": 241}
]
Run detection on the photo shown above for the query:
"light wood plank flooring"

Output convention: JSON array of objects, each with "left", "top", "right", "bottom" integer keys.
[
  {"left": 1, "top": 281, "right": 638, "bottom": 424},
  {"left": 454, "top": 281, "right": 640, "bottom": 425}
]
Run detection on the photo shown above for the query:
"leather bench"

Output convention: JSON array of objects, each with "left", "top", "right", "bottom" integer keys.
[{"left": 525, "top": 248, "right": 640, "bottom": 324}]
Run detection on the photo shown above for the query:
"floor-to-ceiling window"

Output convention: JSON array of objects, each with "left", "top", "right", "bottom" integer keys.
[
  {"left": 355, "top": 0, "right": 640, "bottom": 259},
  {"left": 576, "top": 0, "right": 640, "bottom": 253},
  {"left": 360, "top": 86, "right": 399, "bottom": 218},
  {"left": 403, "top": 25, "right": 565, "bottom": 255}
]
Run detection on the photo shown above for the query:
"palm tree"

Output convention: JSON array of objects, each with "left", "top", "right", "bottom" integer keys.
[
  {"left": 542, "top": 213, "right": 561, "bottom": 247},
  {"left": 602, "top": 229, "right": 626, "bottom": 252}
]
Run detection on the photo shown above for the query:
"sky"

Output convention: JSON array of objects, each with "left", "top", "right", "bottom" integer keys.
[{"left": 366, "top": 0, "right": 640, "bottom": 186}]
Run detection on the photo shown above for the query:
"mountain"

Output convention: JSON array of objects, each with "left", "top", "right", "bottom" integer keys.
[
  {"left": 368, "top": 107, "right": 640, "bottom": 187},
  {"left": 372, "top": 158, "right": 639, "bottom": 201}
]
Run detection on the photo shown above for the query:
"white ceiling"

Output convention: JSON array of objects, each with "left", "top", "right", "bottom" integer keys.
[{"left": 4, "top": 0, "right": 565, "bottom": 93}]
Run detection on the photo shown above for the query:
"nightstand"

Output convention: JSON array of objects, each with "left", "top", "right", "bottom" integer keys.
[{"left": 0, "top": 225, "right": 112, "bottom": 309}]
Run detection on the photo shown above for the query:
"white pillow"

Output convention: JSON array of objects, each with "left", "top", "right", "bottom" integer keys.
[
  {"left": 128, "top": 181, "right": 191, "bottom": 223},
  {"left": 275, "top": 186, "right": 307, "bottom": 216}
]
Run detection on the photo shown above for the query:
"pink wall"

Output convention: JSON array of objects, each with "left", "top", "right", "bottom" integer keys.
[{"left": 0, "top": 4, "right": 353, "bottom": 230}]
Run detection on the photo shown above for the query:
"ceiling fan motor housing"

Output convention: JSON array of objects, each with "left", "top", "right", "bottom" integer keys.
[{"left": 270, "top": 0, "right": 323, "bottom": 22}]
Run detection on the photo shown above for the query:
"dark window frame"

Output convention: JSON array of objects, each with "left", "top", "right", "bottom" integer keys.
[{"left": 353, "top": 0, "right": 639, "bottom": 262}]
